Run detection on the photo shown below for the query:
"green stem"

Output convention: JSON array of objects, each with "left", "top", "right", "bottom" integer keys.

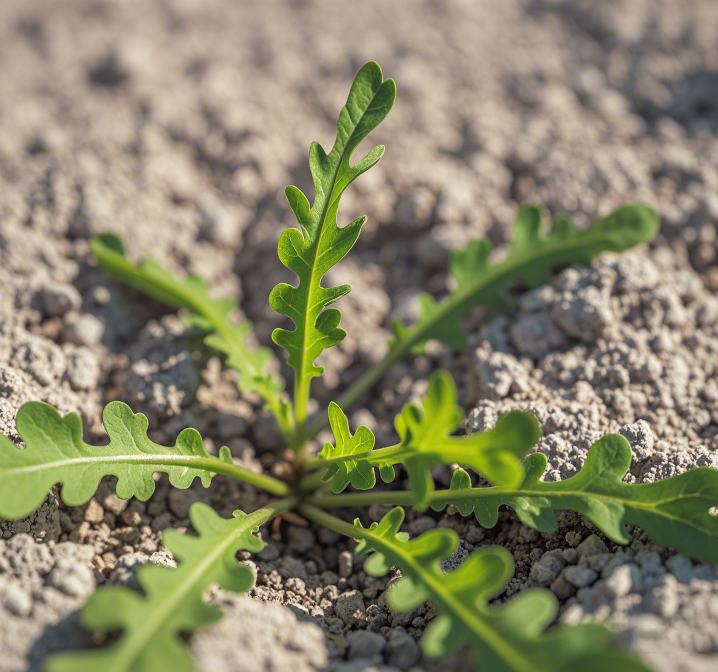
[
  {"left": 300, "top": 503, "right": 366, "bottom": 538},
  {"left": 203, "top": 457, "right": 292, "bottom": 497},
  {"left": 309, "top": 485, "right": 505, "bottom": 509},
  {"left": 311, "top": 490, "right": 415, "bottom": 508},
  {"left": 298, "top": 468, "right": 329, "bottom": 493},
  {"left": 293, "top": 371, "right": 310, "bottom": 460}
]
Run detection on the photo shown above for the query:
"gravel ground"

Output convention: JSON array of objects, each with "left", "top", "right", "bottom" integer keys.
[{"left": 1, "top": 1, "right": 718, "bottom": 671}]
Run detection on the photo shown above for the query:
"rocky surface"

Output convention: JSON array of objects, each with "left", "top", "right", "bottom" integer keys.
[{"left": 1, "top": 0, "right": 718, "bottom": 671}]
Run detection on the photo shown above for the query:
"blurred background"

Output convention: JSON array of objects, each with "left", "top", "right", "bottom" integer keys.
[{"left": 2, "top": 0, "right": 718, "bottom": 382}]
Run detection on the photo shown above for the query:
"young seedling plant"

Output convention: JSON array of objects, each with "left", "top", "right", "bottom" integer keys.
[{"left": 1, "top": 61, "right": 715, "bottom": 672}]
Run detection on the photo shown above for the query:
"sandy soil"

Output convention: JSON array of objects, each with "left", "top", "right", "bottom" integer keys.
[{"left": 1, "top": 1, "right": 718, "bottom": 671}]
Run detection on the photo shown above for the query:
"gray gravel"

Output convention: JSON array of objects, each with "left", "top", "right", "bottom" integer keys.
[{"left": 1, "top": 0, "right": 718, "bottom": 671}]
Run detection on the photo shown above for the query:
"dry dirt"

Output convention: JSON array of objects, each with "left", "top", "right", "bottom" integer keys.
[{"left": 2, "top": 1, "right": 718, "bottom": 671}]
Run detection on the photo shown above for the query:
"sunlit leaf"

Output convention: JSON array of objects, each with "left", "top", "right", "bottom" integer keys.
[
  {"left": 436, "top": 434, "right": 718, "bottom": 563},
  {"left": 46, "top": 501, "right": 290, "bottom": 672},
  {"left": 351, "top": 507, "right": 650, "bottom": 672},
  {"left": 269, "top": 61, "right": 395, "bottom": 426},
  {"left": 91, "top": 234, "right": 291, "bottom": 436},
  {"left": 0, "top": 401, "right": 219, "bottom": 520},
  {"left": 392, "top": 204, "right": 659, "bottom": 353},
  {"left": 315, "top": 371, "right": 541, "bottom": 508}
]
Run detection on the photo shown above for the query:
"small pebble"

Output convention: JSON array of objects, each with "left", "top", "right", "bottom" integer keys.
[
  {"left": 338, "top": 551, "right": 353, "bottom": 578},
  {"left": 83, "top": 498, "right": 105, "bottom": 525},
  {"left": 62, "top": 312, "right": 105, "bottom": 347},
  {"left": 40, "top": 281, "right": 82, "bottom": 317}
]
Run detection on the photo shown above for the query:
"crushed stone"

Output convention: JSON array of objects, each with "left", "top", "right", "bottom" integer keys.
[{"left": 1, "top": 0, "right": 718, "bottom": 670}]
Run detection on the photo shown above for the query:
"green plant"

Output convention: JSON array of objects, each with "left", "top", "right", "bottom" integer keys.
[{"left": 1, "top": 61, "right": 711, "bottom": 672}]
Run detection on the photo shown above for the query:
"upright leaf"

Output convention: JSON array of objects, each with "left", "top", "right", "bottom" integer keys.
[
  {"left": 310, "top": 371, "right": 541, "bottom": 507},
  {"left": 269, "top": 61, "right": 395, "bottom": 427},
  {"left": 0, "top": 401, "right": 243, "bottom": 520},
  {"left": 46, "top": 500, "right": 293, "bottom": 672},
  {"left": 435, "top": 434, "right": 718, "bottom": 563},
  {"left": 339, "top": 506, "right": 650, "bottom": 672},
  {"left": 390, "top": 204, "right": 659, "bottom": 353},
  {"left": 91, "top": 234, "right": 291, "bottom": 438}
]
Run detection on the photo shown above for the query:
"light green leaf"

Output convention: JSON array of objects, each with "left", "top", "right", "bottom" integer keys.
[
  {"left": 90, "top": 234, "right": 291, "bottom": 437},
  {"left": 436, "top": 434, "right": 718, "bottom": 563},
  {"left": 0, "top": 401, "right": 263, "bottom": 520},
  {"left": 45, "top": 500, "right": 291, "bottom": 672},
  {"left": 269, "top": 61, "right": 395, "bottom": 426},
  {"left": 352, "top": 506, "right": 650, "bottom": 672},
  {"left": 395, "top": 372, "right": 540, "bottom": 509},
  {"left": 318, "top": 402, "right": 394, "bottom": 493},
  {"left": 392, "top": 203, "right": 659, "bottom": 353},
  {"left": 311, "top": 371, "right": 541, "bottom": 508}
]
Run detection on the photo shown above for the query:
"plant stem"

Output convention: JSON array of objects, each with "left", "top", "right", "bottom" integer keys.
[
  {"left": 310, "top": 485, "right": 503, "bottom": 509},
  {"left": 298, "top": 468, "right": 329, "bottom": 492},
  {"left": 311, "top": 490, "right": 415, "bottom": 508},
  {"left": 303, "top": 443, "right": 405, "bottom": 473},
  {"left": 201, "top": 457, "right": 292, "bottom": 496},
  {"left": 293, "top": 371, "right": 310, "bottom": 459},
  {"left": 254, "top": 496, "right": 300, "bottom": 524},
  {"left": 300, "top": 503, "right": 364, "bottom": 539}
]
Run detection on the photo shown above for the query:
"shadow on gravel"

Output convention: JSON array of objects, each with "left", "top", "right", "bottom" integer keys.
[
  {"left": 26, "top": 610, "right": 96, "bottom": 672},
  {"left": 638, "top": 70, "right": 718, "bottom": 134}
]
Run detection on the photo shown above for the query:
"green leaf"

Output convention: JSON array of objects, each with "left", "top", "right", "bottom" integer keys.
[
  {"left": 0, "top": 401, "right": 221, "bottom": 520},
  {"left": 90, "top": 234, "right": 291, "bottom": 437},
  {"left": 269, "top": 61, "right": 395, "bottom": 425},
  {"left": 392, "top": 203, "right": 659, "bottom": 353},
  {"left": 318, "top": 402, "right": 395, "bottom": 493},
  {"left": 352, "top": 507, "right": 650, "bottom": 672},
  {"left": 436, "top": 434, "right": 718, "bottom": 563},
  {"left": 45, "top": 500, "right": 291, "bottom": 672},
  {"left": 312, "top": 371, "right": 541, "bottom": 508},
  {"left": 395, "top": 372, "right": 540, "bottom": 508}
]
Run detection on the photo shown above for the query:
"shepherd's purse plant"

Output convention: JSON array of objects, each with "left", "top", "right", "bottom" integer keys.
[{"left": 1, "top": 61, "right": 714, "bottom": 672}]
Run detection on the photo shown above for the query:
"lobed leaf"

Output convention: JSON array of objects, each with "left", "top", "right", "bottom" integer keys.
[
  {"left": 269, "top": 61, "right": 395, "bottom": 407},
  {"left": 392, "top": 204, "right": 659, "bottom": 353},
  {"left": 318, "top": 401, "right": 395, "bottom": 492},
  {"left": 45, "top": 501, "right": 286, "bottom": 672},
  {"left": 90, "top": 234, "right": 291, "bottom": 434},
  {"left": 394, "top": 372, "right": 541, "bottom": 508},
  {"left": 0, "top": 401, "right": 219, "bottom": 520},
  {"left": 436, "top": 434, "right": 718, "bottom": 563},
  {"left": 351, "top": 506, "right": 650, "bottom": 672},
  {"left": 314, "top": 371, "right": 541, "bottom": 507}
]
